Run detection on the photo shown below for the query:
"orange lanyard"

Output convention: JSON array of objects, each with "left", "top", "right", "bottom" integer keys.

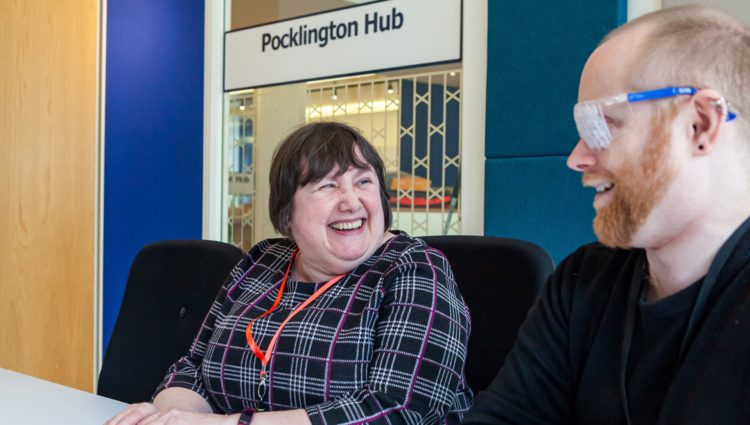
[{"left": 245, "top": 249, "right": 345, "bottom": 402}]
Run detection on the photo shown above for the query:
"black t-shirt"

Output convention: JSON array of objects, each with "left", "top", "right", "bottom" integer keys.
[
  {"left": 464, "top": 230, "right": 750, "bottom": 425},
  {"left": 626, "top": 277, "right": 703, "bottom": 425}
]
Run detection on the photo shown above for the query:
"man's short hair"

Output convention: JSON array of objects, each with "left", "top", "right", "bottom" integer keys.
[
  {"left": 607, "top": 5, "right": 750, "bottom": 138},
  {"left": 268, "top": 121, "right": 392, "bottom": 238}
]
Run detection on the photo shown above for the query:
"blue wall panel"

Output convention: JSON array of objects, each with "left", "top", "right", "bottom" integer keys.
[
  {"left": 485, "top": 0, "right": 625, "bottom": 158},
  {"left": 103, "top": 0, "right": 205, "bottom": 352},
  {"left": 485, "top": 157, "right": 595, "bottom": 264},
  {"left": 483, "top": 0, "right": 625, "bottom": 262}
]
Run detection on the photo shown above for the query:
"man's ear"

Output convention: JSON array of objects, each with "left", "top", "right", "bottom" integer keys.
[{"left": 690, "top": 89, "right": 726, "bottom": 156}]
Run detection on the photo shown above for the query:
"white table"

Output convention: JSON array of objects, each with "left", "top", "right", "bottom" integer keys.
[{"left": 0, "top": 368, "right": 127, "bottom": 424}]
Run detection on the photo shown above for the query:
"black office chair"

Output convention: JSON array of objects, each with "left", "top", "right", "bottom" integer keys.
[
  {"left": 98, "top": 240, "right": 244, "bottom": 403},
  {"left": 420, "top": 235, "right": 553, "bottom": 392}
]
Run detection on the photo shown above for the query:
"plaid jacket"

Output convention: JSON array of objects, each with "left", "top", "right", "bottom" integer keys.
[{"left": 155, "top": 232, "right": 473, "bottom": 424}]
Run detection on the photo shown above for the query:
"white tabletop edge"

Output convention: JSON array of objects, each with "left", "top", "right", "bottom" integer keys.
[{"left": 0, "top": 368, "right": 128, "bottom": 424}]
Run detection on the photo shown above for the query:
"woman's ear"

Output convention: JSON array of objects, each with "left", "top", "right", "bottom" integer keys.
[{"left": 690, "top": 89, "right": 726, "bottom": 156}]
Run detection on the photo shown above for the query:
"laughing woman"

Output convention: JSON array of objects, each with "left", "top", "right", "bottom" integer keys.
[{"left": 106, "top": 122, "right": 473, "bottom": 425}]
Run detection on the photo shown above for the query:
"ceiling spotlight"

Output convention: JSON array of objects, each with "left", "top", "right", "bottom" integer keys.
[
  {"left": 331, "top": 88, "right": 338, "bottom": 100},
  {"left": 449, "top": 71, "right": 457, "bottom": 76},
  {"left": 387, "top": 83, "right": 394, "bottom": 94},
  {"left": 239, "top": 104, "right": 246, "bottom": 111}
]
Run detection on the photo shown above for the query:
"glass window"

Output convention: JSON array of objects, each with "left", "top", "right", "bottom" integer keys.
[{"left": 223, "top": 1, "right": 463, "bottom": 249}]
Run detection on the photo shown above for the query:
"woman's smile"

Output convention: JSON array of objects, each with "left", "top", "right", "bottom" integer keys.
[{"left": 329, "top": 218, "right": 365, "bottom": 231}]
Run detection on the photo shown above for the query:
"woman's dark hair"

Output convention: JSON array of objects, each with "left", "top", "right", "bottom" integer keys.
[{"left": 269, "top": 121, "right": 392, "bottom": 237}]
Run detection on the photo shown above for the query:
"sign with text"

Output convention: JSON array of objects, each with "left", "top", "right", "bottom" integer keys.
[
  {"left": 228, "top": 172, "right": 254, "bottom": 195},
  {"left": 224, "top": 0, "right": 462, "bottom": 91}
]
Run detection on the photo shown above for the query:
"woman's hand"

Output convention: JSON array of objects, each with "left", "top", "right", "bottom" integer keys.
[
  {"left": 104, "top": 402, "right": 159, "bottom": 425},
  {"left": 105, "top": 388, "right": 227, "bottom": 425},
  {"left": 104, "top": 403, "right": 240, "bottom": 425}
]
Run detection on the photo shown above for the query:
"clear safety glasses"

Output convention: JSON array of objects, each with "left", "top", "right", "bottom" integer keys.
[{"left": 573, "top": 86, "right": 737, "bottom": 151}]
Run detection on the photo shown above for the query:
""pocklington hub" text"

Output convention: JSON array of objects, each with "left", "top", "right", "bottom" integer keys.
[{"left": 261, "top": 7, "right": 405, "bottom": 52}]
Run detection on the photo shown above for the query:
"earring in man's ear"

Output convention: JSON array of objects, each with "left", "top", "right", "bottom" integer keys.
[
  {"left": 710, "top": 97, "right": 738, "bottom": 122},
  {"left": 711, "top": 99, "right": 726, "bottom": 119}
]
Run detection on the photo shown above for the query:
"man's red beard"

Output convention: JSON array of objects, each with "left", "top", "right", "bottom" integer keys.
[{"left": 585, "top": 106, "right": 679, "bottom": 248}]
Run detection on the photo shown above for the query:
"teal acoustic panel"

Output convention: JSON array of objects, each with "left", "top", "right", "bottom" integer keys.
[
  {"left": 484, "top": 156, "right": 596, "bottom": 264},
  {"left": 485, "top": 0, "right": 626, "bottom": 158}
]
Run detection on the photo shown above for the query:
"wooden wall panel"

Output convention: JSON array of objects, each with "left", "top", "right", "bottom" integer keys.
[{"left": 0, "top": 0, "right": 98, "bottom": 391}]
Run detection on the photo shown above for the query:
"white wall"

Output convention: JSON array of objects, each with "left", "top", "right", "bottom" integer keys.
[{"left": 665, "top": 0, "right": 750, "bottom": 25}]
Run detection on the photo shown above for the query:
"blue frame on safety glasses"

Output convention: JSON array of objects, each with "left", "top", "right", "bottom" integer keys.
[{"left": 573, "top": 86, "right": 737, "bottom": 151}]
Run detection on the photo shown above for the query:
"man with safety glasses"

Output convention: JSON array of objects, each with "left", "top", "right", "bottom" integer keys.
[{"left": 465, "top": 5, "right": 750, "bottom": 425}]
